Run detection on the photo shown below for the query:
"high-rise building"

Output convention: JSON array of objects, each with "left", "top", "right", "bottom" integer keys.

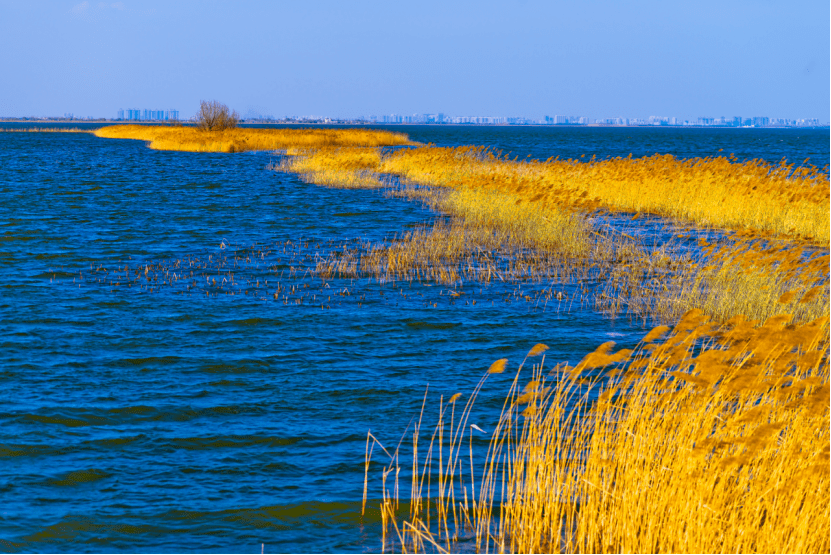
[{"left": 122, "top": 108, "right": 180, "bottom": 121}]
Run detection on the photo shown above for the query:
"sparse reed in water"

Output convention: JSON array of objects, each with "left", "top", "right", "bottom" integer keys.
[
  {"left": 0, "top": 127, "right": 92, "bottom": 133},
  {"left": 367, "top": 310, "right": 830, "bottom": 553},
  {"left": 601, "top": 235, "right": 830, "bottom": 325}
]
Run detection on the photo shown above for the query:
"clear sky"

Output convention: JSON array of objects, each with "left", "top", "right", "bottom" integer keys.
[{"left": 1, "top": 0, "right": 828, "bottom": 120}]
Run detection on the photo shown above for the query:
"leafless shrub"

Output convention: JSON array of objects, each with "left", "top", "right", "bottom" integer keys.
[{"left": 195, "top": 100, "right": 239, "bottom": 131}]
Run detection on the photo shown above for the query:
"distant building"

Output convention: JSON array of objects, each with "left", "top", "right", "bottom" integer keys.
[{"left": 118, "top": 108, "right": 178, "bottom": 121}]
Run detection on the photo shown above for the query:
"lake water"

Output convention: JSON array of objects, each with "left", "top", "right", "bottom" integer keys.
[{"left": 0, "top": 124, "right": 827, "bottom": 552}]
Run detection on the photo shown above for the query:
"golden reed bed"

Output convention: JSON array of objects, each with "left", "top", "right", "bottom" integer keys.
[{"left": 93, "top": 124, "right": 417, "bottom": 153}]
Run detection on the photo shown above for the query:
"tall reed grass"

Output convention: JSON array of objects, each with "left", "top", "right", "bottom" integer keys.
[
  {"left": 94, "top": 125, "right": 417, "bottom": 153},
  {"left": 367, "top": 310, "right": 830, "bottom": 553}
]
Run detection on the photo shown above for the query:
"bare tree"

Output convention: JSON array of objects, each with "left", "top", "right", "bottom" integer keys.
[{"left": 195, "top": 100, "right": 239, "bottom": 131}]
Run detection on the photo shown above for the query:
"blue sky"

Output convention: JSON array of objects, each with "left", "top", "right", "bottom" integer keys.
[{"left": 1, "top": 1, "right": 828, "bottom": 120}]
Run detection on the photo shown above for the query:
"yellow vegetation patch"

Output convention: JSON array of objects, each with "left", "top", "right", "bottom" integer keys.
[
  {"left": 94, "top": 124, "right": 418, "bottom": 153},
  {"left": 272, "top": 147, "right": 387, "bottom": 188},
  {"left": 380, "top": 146, "right": 830, "bottom": 244}
]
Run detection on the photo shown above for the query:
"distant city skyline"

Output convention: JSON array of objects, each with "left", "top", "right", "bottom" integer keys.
[
  {"left": 238, "top": 113, "right": 825, "bottom": 127},
  {"left": 4, "top": 109, "right": 826, "bottom": 128},
  {"left": 0, "top": 1, "right": 827, "bottom": 122}
]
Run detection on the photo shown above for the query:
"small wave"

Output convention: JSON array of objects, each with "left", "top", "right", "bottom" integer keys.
[
  {"left": 24, "top": 413, "right": 111, "bottom": 427},
  {"left": 0, "top": 444, "right": 58, "bottom": 458},
  {"left": 115, "top": 355, "right": 183, "bottom": 367},
  {"left": 225, "top": 317, "right": 283, "bottom": 327},
  {"left": 405, "top": 320, "right": 459, "bottom": 330},
  {"left": 48, "top": 468, "right": 111, "bottom": 487},
  {"left": 169, "top": 435, "right": 300, "bottom": 451},
  {"left": 14, "top": 403, "right": 265, "bottom": 429},
  {"left": 199, "top": 360, "right": 268, "bottom": 374}
]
